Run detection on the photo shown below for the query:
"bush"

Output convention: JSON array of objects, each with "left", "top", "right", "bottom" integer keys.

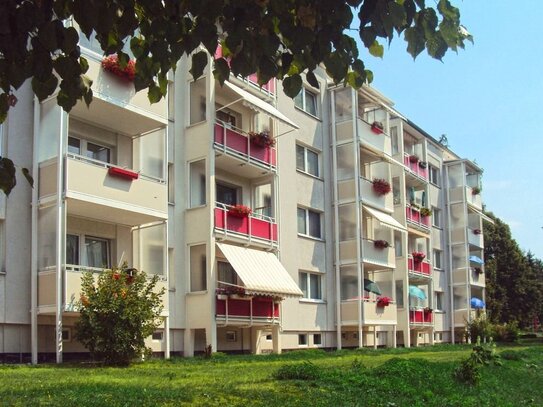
[
  {"left": 454, "top": 338, "right": 501, "bottom": 386},
  {"left": 454, "top": 358, "right": 481, "bottom": 386},
  {"left": 75, "top": 265, "right": 165, "bottom": 366},
  {"left": 500, "top": 350, "right": 527, "bottom": 361},
  {"left": 465, "top": 314, "right": 492, "bottom": 342},
  {"left": 492, "top": 321, "right": 520, "bottom": 342},
  {"left": 273, "top": 361, "right": 320, "bottom": 380}
]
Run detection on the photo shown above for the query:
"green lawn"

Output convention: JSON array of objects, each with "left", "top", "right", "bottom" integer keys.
[{"left": 1, "top": 343, "right": 542, "bottom": 406}]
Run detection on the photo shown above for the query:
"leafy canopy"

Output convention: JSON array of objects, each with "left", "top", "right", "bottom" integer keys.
[
  {"left": 0, "top": 0, "right": 472, "bottom": 122},
  {"left": 75, "top": 265, "right": 165, "bottom": 366}
]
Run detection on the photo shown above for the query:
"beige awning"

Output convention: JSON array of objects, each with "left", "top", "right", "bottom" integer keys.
[
  {"left": 217, "top": 243, "right": 303, "bottom": 298},
  {"left": 223, "top": 81, "right": 299, "bottom": 129},
  {"left": 469, "top": 207, "right": 495, "bottom": 224},
  {"left": 363, "top": 205, "right": 406, "bottom": 233}
]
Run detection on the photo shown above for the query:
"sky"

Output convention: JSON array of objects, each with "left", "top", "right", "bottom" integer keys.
[{"left": 356, "top": 1, "right": 543, "bottom": 258}]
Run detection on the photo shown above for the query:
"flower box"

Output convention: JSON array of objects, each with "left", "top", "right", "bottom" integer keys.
[
  {"left": 372, "top": 178, "right": 391, "bottom": 196},
  {"left": 419, "top": 207, "right": 432, "bottom": 217},
  {"left": 473, "top": 229, "right": 482, "bottom": 235},
  {"left": 377, "top": 296, "right": 392, "bottom": 307},
  {"left": 412, "top": 251, "right": 426, "bottom": 263},
  {"left": 228, "top": 204, "right": 252, "bottom": 218},
  {"left": 108, "top": 166, "right": 139, "bottom": 180},
  {"left": 101, "top": 54, "right": 136, "bottom": 83},
  {"left": 409, "top": 155, "right": 419, "bottom": 163},
  {"left": 374, "top": 240, "right": 390, "bottom": 250},
  {"left": 471, "top": 186, "right": 481, "bottom": 195},
  {"left": 249, "top": 131, "right": 275, "bottom": 148},
  {"left": 370, "top": 121, "right": 384, "bottom": 134}
]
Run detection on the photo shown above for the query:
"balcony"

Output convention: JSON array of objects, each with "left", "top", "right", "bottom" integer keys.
[
  {"left": 409, "top": 309, "right": 433, "bottom": 325},
  {"left": 216, "top": 295, "right": 280, "bottom": 325},
  {"left": 341, "top": 299, "right": 397, "bottom": 325},
  {"left": 466, "top": 186, "right": 482, "bottom": 209},
  {"left": 214, "top": 203, "right": 278, "bottom": 245},
  {"left": 358, "top": 119, "right": 392, "bottom": 156},
  {"left": 403, "top": 154, "right": 428, "bottom": 181},
  {"left": 406, "top": 206, "right": 430, "bottom": 231},
  {"left": 362, "top": 239, "right": 395, "bottom": 270},
  {"left": 214, "top": 122, "right": 277, "bottom": 175},
  {"left": 408, "top": 257, "right": 432, "bottom": 278},
  {"left": 360, "top": 177, "right": 393, "bottom": 213},
  {"left": 468, "top": 228, "right": 484, "bottom": 248},
  {"left": 39, "top": 155, "right": 168, "bottom": 226}
]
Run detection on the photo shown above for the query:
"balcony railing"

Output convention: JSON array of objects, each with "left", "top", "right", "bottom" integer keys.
[
  {"left": 357, "top": 119, "right": 392, "bottom": 156},
  {"left": 362, "top": 239, "right": 394, "bottom": 268},
  {"left": 214, "top": 122, "right": 277, "bottom": 171},
  {"left": 406, "top": 205, "right": 430, "bottom": 230},
  {"left": 409, "top": 308, "right": 433, "bottom": 325},
  {"left": 216, "top": 294, "right": 280, "bottom": 324},
  {"left": 360, "top": 177, "right": 393, "bottom": 212},
  {"left": 466, "top": 186, "right": 482, "bottom": 209},
  {"left": 408, "top": 256, "right": 432, "bottom": 277},
  {"left": 403, "top": 153, "right": 428, "bottom": 180},
  {"left": 214, "top": 202, "right": 278, "bottom": 244}
]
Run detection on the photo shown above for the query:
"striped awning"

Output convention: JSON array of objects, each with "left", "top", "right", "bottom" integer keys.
[
  {"left": 216, "top": 243, "right": 303, "bottom": 298},
  {"left": 363, "top": 205, "right": 406, "bottom": 233}
]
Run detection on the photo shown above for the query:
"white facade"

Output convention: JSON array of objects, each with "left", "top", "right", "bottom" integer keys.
[{"left": 0, "top": 45, "right": 488, "bottom": 362}]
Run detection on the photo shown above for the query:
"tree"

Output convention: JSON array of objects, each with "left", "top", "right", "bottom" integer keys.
[{"left": 75, "top": 265, "right": 165, "bottom": 365}]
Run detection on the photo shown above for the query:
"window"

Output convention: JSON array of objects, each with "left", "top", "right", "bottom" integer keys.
[
  {"left": 189, "top": 244, "right": 207, "bottom": 292},
  {"left": 390, "top": 126, "right": 399, "bottom": 155},
  {"left": 66, "top": 234, "right": 80, "bottom": 265},
  {"left": 85, "top": 236, "right": 110, "bottom": 268},
  {"left": 313, "top": 334, "right": 322, "bottom": 346},
  {"left": 433, "top": 249, "right": 443, "bottom": 270},
  {"left": 62, "top": 328, "right": 71, "bottom": 342},
  {"left": 218, "top": 261, "right": 238, "bottom": 286},
  {"left": 189, "top": 78, "right": 206, "bottom": 124},
  {"left": 68, "top": 136, "right": 111, "bottom": 163},
  {"left": 299, "top": 272, "right": 323, "bottom": 300},
  {"left": 216, "top": 182, "right": 239, "bottom": 206},
  {"left": 189, "top": 160, "right": 206, "bottom": 208},
  {"left": 394, "top": 231, "right": 403, "bottom": 257},
  {"left": 296, "top": 144, "right": 320, "bottom": 177},
  {"left": 266, "top": 334, "right": 273, "bottom": 341},
  {"left": 294, "top": 88, "right": 317, "bottom": 116},
  {"left": 168, "top": 163, "right": 175, "bottom": 204},
  {"left": 226, "top": 331, "right": 237, "bottom": 342},
  {"left": 432, "top": 207, "right": 441, "bottom": 228},
  {"left": 395, "top": 280, "right": 404, "bottom": 307},
  {"left": 429, "top": 165, "right": 440, "bottom": 186},
  {"left": 435, "top": 292, "right": 445, "bottom": 311},
  {"left": 298, "top": 334, "right": 308, "bottom": 346},
  {"left": 297, "top": 207, "right": 322, "bottom": 239},
  {"left": 152, "top": 331, "right": 164, "bottom": 341}
]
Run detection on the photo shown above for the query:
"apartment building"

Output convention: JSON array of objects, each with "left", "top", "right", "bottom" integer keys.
[{"left": 0, "top": 42, "right": 489, "bottom": 362}]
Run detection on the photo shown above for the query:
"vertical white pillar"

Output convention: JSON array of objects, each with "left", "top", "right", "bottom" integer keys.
[
  {"left": 164, "top": 316, "right": 170, "bottom": 359},
  {"left": 184, "top": 329, "right": 195, "bottom": 357},
  {"left": 272, "top": 325, "right": 281, "bottom": 354},
  {"left": 31, "top": 97, "right": 40, "bottom": 365}
]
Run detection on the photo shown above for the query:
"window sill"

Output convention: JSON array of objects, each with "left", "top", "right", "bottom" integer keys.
[
  {"left": 297, "top": 234, "right": 325, "bottom": 243},
  {"left": 296, "top": 169, "right": 324, "bottom": 182},
  {"left": 294, "top": 106, "right": 321, "bottom": 121},
  {"left": 187, "top": 290, "right": 208, "bottom": 296},
  {"left": 187, "top": 204, "right": 207, "bottom": 211},
  {"left": 299, "top": 299, "right": 326, "bottom": 304},
  {"left": 434, "top": 268, "right": 444, "bottom": 272}
]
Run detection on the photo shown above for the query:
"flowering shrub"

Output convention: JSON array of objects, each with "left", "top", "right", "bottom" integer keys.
[
  {"left": 216, "top": 286, "right": 246, "bottom": 296},
  {"left": 412, "top": 251, "right": 426, "bottom": 262},
  {"left": 409, "top": 154, "right": 419, "bottom": 163},
  {"left": 228, "top": 204, "right": 252, "bottom": 217},
  {"left": 474, "top": 267, "right": 483, "bottom": 274},
  {"left": 377, "top": 296, "right": 392, "bottom": 307},
  {"left": 372, "top": 178, "right": 391, "bottom": 196},
  {"left": 75, "top": 265, "right": 164, "bottom": 365},
  {"left": 473, "top": 229, "right": 482, "bottom": 235},
  {"left": 471, "top": 186, "right": 481, "bottom": 195},
  {"left": 101, "top": 54, "right": 136, "bottom": 83},
  {"left": 370, "top": 121, "right": 384, "bottom": 134},
  {"left": 249, "top": 130, "right": 276, "bottom": 148},
  {"left": 424, "top": 307, "right": 433, "bottom": 313},
  {"left": 420, "top": 207, "right": 432, "bottom": 217},
  {"left": 373, "top": 239, "right": 390, "bottom": 250}
]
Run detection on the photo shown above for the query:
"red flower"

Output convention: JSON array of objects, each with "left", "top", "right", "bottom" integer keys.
[
  {"left": 249, "top": 131, "right": 276, "bottom": 148},
  {"left": 412, "top": 251, "right": 426, "bottom": 262},
  {"left": 113, "top": 273, "right": 120, "bottom": 280},
  {"left": 101, "top": 55, "right": 136, "bottom": 83},
  {"left": 372, "top": 178, "right": 391, "bottom": 196},
  {"left": 377, "top": 296, "right": 392, "bottom": 307},
  {"left": 228, "top": 204, "right": 252, "bottom": 217}
]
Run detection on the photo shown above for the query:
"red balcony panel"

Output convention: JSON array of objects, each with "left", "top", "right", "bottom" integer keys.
[
  {"left": 216, "top": 296, "right": 279, "bottom": 318},
  {"left": 409, "top": 258, "right": 431, "bottom": 276},
  {"left": 406, "top": 207, "right": 421, "bottom": 223},
  {"left": 409, "top": 309, "right": 433, "bottom": 324},
  {"left": 251, "top": 217, "right": 278, "bottom": 241},
  {"left": 421, "top": 215, "right": 430, "bottom": 227},
  {"left": 215, "top": 206, "right": 277, "bottom": 243},
  {"left": 249, "top": 141, "right": 277, "bottom": 166}
]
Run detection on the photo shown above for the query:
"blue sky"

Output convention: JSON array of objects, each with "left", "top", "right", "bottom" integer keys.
[{"left": 356, "top": 1, "right": 543, "bottom": 258}]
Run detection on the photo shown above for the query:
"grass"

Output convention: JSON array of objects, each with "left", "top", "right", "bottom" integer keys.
[{"left": 0, "top": 343, "right": 542, "bottom": 406}]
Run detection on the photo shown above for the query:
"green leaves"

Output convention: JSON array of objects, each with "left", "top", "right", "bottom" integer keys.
[
  {"left": 282, "top": 74, "right": 302, "bottom": 98},
  {"left": 190, "top": 51, "right": 208, "bottom": 80},
  {"left": 0, "top": 158, "right": 16, "bottom": 196},
  {"left": 369, "top": 41, "right": 384, "bottom": 58}
]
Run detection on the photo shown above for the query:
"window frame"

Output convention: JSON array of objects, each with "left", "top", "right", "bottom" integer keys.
[
  {"left": 298, "top": 333, "right": 308, "bottom": 346},
  {"left": 299, "top": 271, "right": 324, "bottom": 301},
  {"left": 297, "top": 207, "right": 323, "bottom": 239},
  {"left": 433, "top": 249, "right": 443, "bottom": 270},
  {"left": 313, "top": 333, "right": 322, "bottom": 346},
  {"left": 435, "top": 291, "right": 445, "bottom": 311},
  {"left": 296, "top": 143, "right": 321, "bottom": 178},
  {"left": 68, "top": 135, "right": 113, "bottom": 164},
  {"left": 429, "top": 165, "right": 441, "bottom": 187},
  {"left": 65, "top": 233, "right": 111, "bottom": 269},
  {"left": 432, "top": 206, "right": 442, "bottom": 228},
  {"left": 294, "top": 88, "right": 318, "bottom": 117}
]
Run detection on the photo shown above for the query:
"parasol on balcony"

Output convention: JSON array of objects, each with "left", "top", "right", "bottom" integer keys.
[
  {"left": 469, "top": 255, "right": 484, "bottom": 265},
  {"left": 408, "top": 186, "right": 415, "bottom": 204},
  {"left": 364, "top": 279, "right": 382, "bottom": 295},
  {"left": 470, "top": 297, "right": 486, "bottom": 309},
  {"left": 408, "top": 285, "right": 427, "bottom": 300}
]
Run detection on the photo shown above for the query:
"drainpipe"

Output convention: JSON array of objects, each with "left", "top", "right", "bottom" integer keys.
[{"left": 31, "top": 98, "right": 40, "bottom": 364}]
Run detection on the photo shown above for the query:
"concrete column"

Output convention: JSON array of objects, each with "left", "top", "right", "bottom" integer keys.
[
  {"left": 272, "top": 325, "right": 281, "bottom": 354},
  {"left": 392, "top": 326, "right": 397, "bottom": 348},
  {"left": 251, "top": 327, "right": 262, "bottom": 354},
  {"left": 184, "top": 329, "right": 195, "bottom": 357},
  {"left": 430, "top": 328, "right": 435, "bottom": 345},
  {"left": 206, "top": 325, "right": 217, "bottom": 354},
  {"left": 164, "top": 316, "right": 170, "bottom": 359},
  {"left": 373, "top": 328, "right": 377, "bottom": 349}
]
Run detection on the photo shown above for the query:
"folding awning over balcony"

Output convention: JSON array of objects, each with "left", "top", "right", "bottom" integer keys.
[
  {"left": 217, "top": 243, "right": 303, "bottom": 298},
  {"left": 363, "top": 205, "right": 406, "bottom": 233},
  {"left": 222, "top": 81, "right": 299, "bottom": 129}
]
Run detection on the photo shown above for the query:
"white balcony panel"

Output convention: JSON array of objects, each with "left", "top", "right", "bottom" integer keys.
[
  {"left": 468, "top": 230, "right": 484, "bottom": 248},
  {"left": 362, "top": 240, "right": 395, "bottom": 269},
  {"left": 358, "top": 119, "right": 392, "bottom": 156},
  {"left": 466, "top": 187, "right": 482, "bottom": 209},
  {"left": 360, "top": 177, "right": 393, "bottom": 213}
]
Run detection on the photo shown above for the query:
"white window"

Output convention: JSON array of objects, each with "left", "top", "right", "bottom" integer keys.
[
  {"left": 189, "top": 78, "right": 206, "bottom": 125},
  {"left": 433, "top": 249, "right": 443, "bottom": 270},
  {"left": 432, "top": 207, "right": 441, "bottom": 228},
  {"left": 189, "top": 244, "right": 207, "bottom": 292},
  {"left": 299, "top": 272, "right": 323, "bottom": 300},
  {"left": 62, "top": 328, "right": 71, "bottom": 342},
  {"left": 296, "top": 144, "right": 320, "bottom": 177},
  {"left": 189, "top": 160, "right": 206, "bottom": 208},
  {"left": 66, "top": 234, "right": 110, "bottom": 269},
  {"left": 152, "top": 331, "right": 164, "bottom": 341},
  {"left": 429, "top": 165, "right": 440, "bottom": 187},
  {"left": 297, "top": 207, "right": 322, "bottom": 239},
  {"left": 68, "top": 136, "right": 112, "bottom": 163},
  {"left": 390, "top": 126, "right": 399, "bottom": 155},
  {"left": 218, "top": 261, "right": 238, "bottom": 286},
  {"left": 294, "top": 88, "right": 317, "bottom": 116},
  {"left": 395, "top": 280, "right": 404, "bottom": 308},
  {"left": 435, "top": 291, "right": 445, "bottom": 311},
  {"left": 313, "top": 334, "right": 322, "bottom": 346},
  {"left": 226, "top": 331, "right": 237, "bottom": 342},
  {"left": 298, "top": 334, "right": 308, "bottom": 346}
]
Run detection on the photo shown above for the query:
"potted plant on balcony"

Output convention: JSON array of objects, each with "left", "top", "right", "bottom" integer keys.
[
  {"left": 101, "top": 54, "right": 136, "bottom": 83},
  {"left": 473, "top": 228, "right": 482, "bottom": 235},
  {"left": 377, "top": 296, "right": 392, "bottom": 307},
  {"left": 409, "top": 202, "right": 420, "bottom": 210},
  {"left": 412, "top": 251, "right": 426, "bottom": 263},
  {"left": 409, "top": 154, "right": 419, "bottom": 163},
  {"left": 370, "top": 121, "right": 384, "bottom": 134},
  {"left": 420, "top": 207, "right": 432, "bottom": 217},
  {"left": 372, "top": 178, "right": 391, "bottom": 196},
  {"left": 249, "top": 130, "right": 276, "bottom": 148},
  {"left": 474, "top": 267, "right": 483, "bottom": 275},
  {"left": 374, "top": 240, "right": 390, "bottom": 250},
  {"left": 228, "top": 204, "right": 252, "bottom": 218},
  {"left": 418, "top": 161, "right": 428, "bottom": 169},
  {"left": 471, "top": 186, "right": 481, "bottom": 195}
]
